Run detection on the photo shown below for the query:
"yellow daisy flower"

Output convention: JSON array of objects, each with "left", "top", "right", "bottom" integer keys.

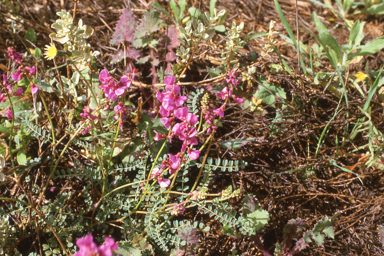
[
  {"left": 44, "top": 43, "right": 57, "bottom": 60},
  {"left": 354, "top": 71, "right": 368, "bottom": 83}
]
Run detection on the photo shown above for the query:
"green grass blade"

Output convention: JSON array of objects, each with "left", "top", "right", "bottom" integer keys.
[{"left": 273, "top": 0, "right": 307, "bottom": 74}]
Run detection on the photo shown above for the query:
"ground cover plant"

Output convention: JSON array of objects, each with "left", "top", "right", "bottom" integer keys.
[{"left": 2, "top": 0, "right": 384, "bottom": 255}]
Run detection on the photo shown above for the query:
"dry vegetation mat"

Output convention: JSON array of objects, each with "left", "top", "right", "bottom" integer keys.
[{"left": 2, "top": 0, "right": 384, "bottom": 255}]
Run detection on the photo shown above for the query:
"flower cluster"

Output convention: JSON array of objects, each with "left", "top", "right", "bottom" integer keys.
[
  {"left": 96, "top": 69, "right": 134, "bottom": 132},
  {"left": 74, "top": 234, "right": 118, "bottom": 256},
  {"left": 172, "top": 202, "right": 185, "bottom": 216},
  {"left": 6, "top": 47, "right": 40, "bottom": 96},
  {"left": 99, "top": 69, "right": 131, "bottom": 101},
  {"left": 7, "top": 47, "right": 23, "bottom": 64},
  {"left": 155, "top": 76, "right": 200, "bottom": 160}
]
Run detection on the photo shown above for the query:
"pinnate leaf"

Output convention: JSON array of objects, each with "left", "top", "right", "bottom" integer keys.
[{"left": 111, "top": 9, "right": 137, "bottom": 45}]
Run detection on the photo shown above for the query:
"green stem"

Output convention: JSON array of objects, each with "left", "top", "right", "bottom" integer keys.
[
  {"left": 41, "top": 122, "right": 87, "bottom": 196},
  {"left": 6, "top": 93, "right": 15, "bottom": 168},
  {"left": 39, "top": 93, "right": 56, "bottom": 153}
]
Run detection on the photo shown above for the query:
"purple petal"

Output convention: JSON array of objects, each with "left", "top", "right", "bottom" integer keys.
[
  {"left": 233, "top": 95, "right": 244, "bottom": 103},
  {"left": 188, "top": 149, "right": 200, "bottom": 160},
  {"left": 175, "top": 95, "right": 187, "bottom": 107},
  {"left": 164, "top": 76, "right": 175, "bottom": 86},
  {"left": 174, "top": 107, "right": 188, "bottom": 120},
  {"left": 11, "top": 67, "right": 23, "bottom": 82},
  {"left": 119, "top": 75, "right": 131, "bottom": 88},
  {"left": 159, "top": 178, "right": 171, "bottom": 188},
  {"left": 160, "top": 117, "right": 171, "bottom": 129},
  {"left": 99, "top": 69, "right": 110, "bottom": 84},
  {"left": 13, "top": 87, "right": 23, "bottom": 96}
]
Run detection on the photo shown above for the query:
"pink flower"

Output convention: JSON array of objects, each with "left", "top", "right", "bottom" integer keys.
[
  {"left": 168, "top": 153, "right": 181, "bottom": 174},
  {"left": 213, "top": 105, "right": 225, "bottom": 118},
  {"left": 99, "top": 69, "right": 131, "bottom": 100},
  {"left": 25, "top": 66, "right": 36, "bottom": 76},
  {"left": 12, "top": 87, "right": 23, "bottom": 96},
  {"left": 73, "top": 234, "right": 118, "bottom": 256},
  {"left": 0, "top": 93, "right": 6, "bottom": 103},
  {"left": 2, "top": 74, "right": 7, "bottom": 86},
  {"left": 172, "top": 202, "right": 185, "bottom": 216},
  {"left": 31, "top": 82, "right": 41, "bottom": 95},
  {"left": 158, "top": 176, "right": 171, "bottom": 188},
  {"left": 83, "top": 125, "right": 91, "bottom": 135},
  {"left": 153, "top": 130, "right": 166, "bottom": 141},
  {"left": 164, "top": 76, "right": 176, "bottom": 87},
  {"left": 232, "top": 95, "right": 244, "bottom": 103},
  {"left": 11, "top": 66, "right": 23, "bottom": 82},
  {"left": 7, "top": 47, "right": 23, "bottom": 64},
  {"left": 80, "top": 106, "right": 97, "bottom": 120},
  {"left": 99, "top": 69, "right": 113, "bottom": 85},
  {"left": 188, "top": 149, "right": 200, "bottom": 160},
  {"left": 3, "top": 108, "right": 12, "bottom": 119},
  {"left": 226, "top": 70, "right": 241, "bottom": 86},
  {"left": 151, "top": 168, "right": 171, "bottom": 188}
]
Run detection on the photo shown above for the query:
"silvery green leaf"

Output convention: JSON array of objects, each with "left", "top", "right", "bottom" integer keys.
[{"left": 218, "top": 9, "right": 226, "bottom": 17}]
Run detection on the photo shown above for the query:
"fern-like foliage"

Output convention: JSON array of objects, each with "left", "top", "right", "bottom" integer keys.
[
  {"left": 197, "top": 157, "right": 248, "bottom": 172},
  {"left": 21, "top": 117, "right": 51, "bottom": 143},
  {"left": 187, "top": 88, "right": 204, "bottom": 114}
]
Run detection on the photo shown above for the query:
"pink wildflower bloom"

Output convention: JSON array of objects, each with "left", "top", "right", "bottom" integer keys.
[
  {"left": 172, "top": 202, "right": 185, "bottom": 216},
  {"left": 99, "top": 69, "right": 131, "bottom": 100},
  {"left": 151, "top": 168, "right": 170, "bottom": 188},
  {"left": 3, "top": 108, "right": 12, "bottom": 119},
  {"left": 232, "top": 95, "right": 244, "bottom": 103},
  {"left": 189, "top": 190, "right": 199, "bottom": 200},
  {"left": 25, "top": 66, "right": 36, "bottom": 76},
  {"left": 11, "top": 66, "right": 23, "bottom": 82},
  {"left": 153, "top": 130, "right": 166, "bottom": 141},
  {"left": 12, "top": 87, "right": 23, "bottom": 96},
  {"left": 80, "top": 106, "right": 97, "bottom": 120},
  {"left": 158, "top": 176, "right": 171, "bottom": 188},
  {"left": 167, "top": 153, "right": 181, "bottom": 174},
  {"left": 83, "top": 125, "right": 91, "bottom": 135},
  {"left": 151, "top": 168, "right": 162, "bottom": 177},
  {"left": 216, "top": 86, "right": 232, "bottom": 100},
  {"left": 73, "top": 234, "right": 118, "bottom": 256},
  {"left": 157, "top": 76, "right": 187, "bottom": 113},
  {"left": 0, "top": 93, "right": 6, "bottom": 103},
  {"left": 99, "top": 69, "right": 114, "bottom": 84},
  {"left": 2, "top": 74, "right": 7, "bottom": 86},
  {"left": 31, "top": 82, "right": 41, "bottom": 95},
  {"left": 160, "top": 117, "right": 172, "bottom": 129},
  {"left": 159, "top": 107, "right": 170, "bottom": 118},
  {"left": 213, "top": 105, "right": 225, "bottom": 118},
  {"left": 188, "top": 149, "right": 200, "bottom": 160},
  {"left": 226, "top": 70, "right": 241, "bottom": 86},
  {"left": 7, "top": 47, "right": 23, "bottom": 64},
  {"left": 164, "top": 75, "right": 176, "bottom": 87}
]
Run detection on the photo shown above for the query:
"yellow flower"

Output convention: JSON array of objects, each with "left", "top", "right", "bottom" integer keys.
[
  {"left": 354, "top": 71, "right": 368, "bottom": 83},
  {"left": 44, "top": 43, "right": 57, "bottom": 60}
]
